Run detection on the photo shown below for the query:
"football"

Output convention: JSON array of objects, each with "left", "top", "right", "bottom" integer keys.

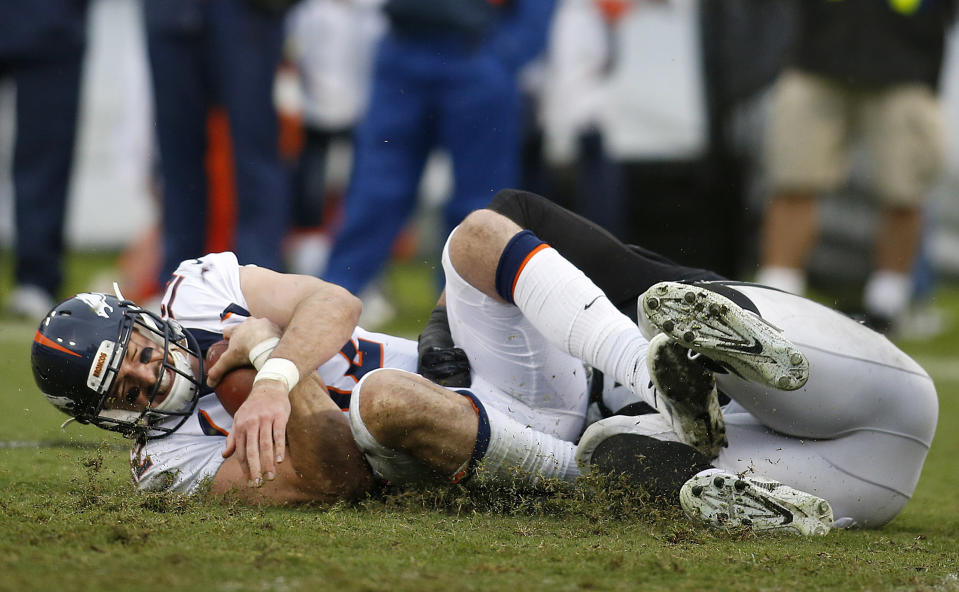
[{"left": 205, "top": 339, "right": 256, "bottom": 416}]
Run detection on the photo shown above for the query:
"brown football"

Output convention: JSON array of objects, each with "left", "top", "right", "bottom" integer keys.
[{"left": 205, "top": 339, "right": 256, "bottom": 416}]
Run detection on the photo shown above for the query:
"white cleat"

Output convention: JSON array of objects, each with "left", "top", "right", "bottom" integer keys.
[
  {"left": 647, "top": 333, "right": 727, "bottom": 459},
  {"left": 641, "top": 282, "right": 809, "bottom": 390},
  {"left": 680, "top": 470, "right": 833, "bottom": 536}
]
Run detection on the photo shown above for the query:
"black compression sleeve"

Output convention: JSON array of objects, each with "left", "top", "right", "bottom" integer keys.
[{"left": 487, "top": 189, "right": 724, "bottom": 320}]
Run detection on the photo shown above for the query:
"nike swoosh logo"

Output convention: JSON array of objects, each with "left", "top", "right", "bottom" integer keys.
[
  {"left": 756, "top": 496, "right": 794, "bottom": 525},
  {"left": 726, "top": 339, "right": 763, "bottom": 354},
  {"left": 584, "top": 296, "right": 602, "bottom": 310}
]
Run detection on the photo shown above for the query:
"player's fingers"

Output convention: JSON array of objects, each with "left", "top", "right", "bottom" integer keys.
[
  {"left": 222, "top": 431, "right": 236, "bottom": 459},
  {"left": 222, "top": 325, "right": 237, "bottom": 339},
  {"left": 273, "top": 417, "right": 287, "bottom": 465},
  {"left": 259, "top": 424, "right": 276, "bottom": 481},
  {"left": 236, "top": 429, "right": 252, "bottom": 482},
  {"left": 245, "top": 428, "right": 262, "bottom": 487}
]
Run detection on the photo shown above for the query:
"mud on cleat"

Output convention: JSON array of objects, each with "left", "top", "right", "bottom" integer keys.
[
  {"left": 647, "top": 333, "right": 727, "bottom": 459},
  {"left": 641, "top": 281, "right": 809, "bottom": 390},
  {"left": 680, "top": 470, "right": 833, "bottom": 536}
]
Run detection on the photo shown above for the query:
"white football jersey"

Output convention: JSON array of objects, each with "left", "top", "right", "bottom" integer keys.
[{"left": 131, "top": 252, "right": 418, "bottom": 494}]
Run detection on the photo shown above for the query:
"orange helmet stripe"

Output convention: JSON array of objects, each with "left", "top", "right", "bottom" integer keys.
[{"left": 33, "top": 331, "right": 82, "bottom": 357}]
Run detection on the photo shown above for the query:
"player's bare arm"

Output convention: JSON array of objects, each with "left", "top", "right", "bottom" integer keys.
[{"left": 219, "top": 266, "right": 362, "bottom": 487}]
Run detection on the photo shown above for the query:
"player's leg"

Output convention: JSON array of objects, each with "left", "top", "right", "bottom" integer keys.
[
  {"left": 447, "top": 210, "right": 653, "bottom": 407},
  {"left": 11, "top": 49, "right": 83, "bottom": 308},
  {"left": 861, "top": 83, "right": 944, "bottom": 329},
  {"left": 444, "top": 210, "right": 726, "bottom": 456},
  {"left": 213, "top": 0, "right": 288, "bottom": 271},
  {"left": 441, "top": 55, "right": 522, "bottom": 244},
  {"left": 486, "top": 189, "right": 724, "bottom": 318},
  {"left": 703, "top": 284, "right": 937, "bottom": 443},
  {"left": 144, "top": 5, "right": 210, "bottom": 282},
  {"left": 322, "top": 35, "right": 433, "bottom": 295},
  {"left": 715, "top": 410, "right": 920, "bottom": 528},
  {"left": 637, "top": 280, "right": 936, "bottom": 525},
  {"left": 576, "top": 414, "right": 834, "bottom": 535},
  {"left": 348, "top": 369, "right": 580, "bottom": 486}
]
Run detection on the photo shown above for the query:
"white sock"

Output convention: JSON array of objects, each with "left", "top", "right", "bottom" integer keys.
[
  {"left": 510, "top": 246, "right": 655, "bottom": 407},
  {"left": 755, "top": 266, "right": 806, "bottom": 295},
  {"left": 864, "top": 270, "right": 911, "bottom": 319},
  {"left": 475, "top": 400, "right": 580, "bottom": 485}
]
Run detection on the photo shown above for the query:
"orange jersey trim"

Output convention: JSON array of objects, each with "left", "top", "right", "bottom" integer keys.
[{"left": 198, "top": 409, "right": 229, "bottom": 437}]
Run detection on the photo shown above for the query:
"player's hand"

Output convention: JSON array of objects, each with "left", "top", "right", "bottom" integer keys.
[
  {"left": 206, "top": 318, "right": 282, "bottom": 387},
  {"left": 222, "top": 379, "right": 291, "bottom": 487},
  {"left": 418, "top": 346, "right": 472, "bottom": 387}
]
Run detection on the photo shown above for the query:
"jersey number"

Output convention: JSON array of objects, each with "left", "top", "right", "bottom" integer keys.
[{"left": 340, "top": 338, "right": 384, "bottom": 382}]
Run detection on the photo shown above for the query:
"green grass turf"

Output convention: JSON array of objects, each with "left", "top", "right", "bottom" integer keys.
[{"left": 1, "top": 250, "right": 958, "bottom": 592}]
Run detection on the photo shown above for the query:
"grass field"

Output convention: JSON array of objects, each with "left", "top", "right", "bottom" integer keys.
[{"left": 1, "top": 250, "right": 958, "bottom": 592}]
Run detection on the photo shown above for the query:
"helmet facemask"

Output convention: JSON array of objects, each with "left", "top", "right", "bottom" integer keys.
[{"left": 93, "top": 308, "right": 205, "bottom": 439}]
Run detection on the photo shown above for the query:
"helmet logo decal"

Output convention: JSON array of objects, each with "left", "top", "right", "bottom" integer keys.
[
  {"left": 76, "top": 293, "right": 114, "bottom": 318},
  {"left": 33, "top": 331, "right": 82, "bottom": 357}
]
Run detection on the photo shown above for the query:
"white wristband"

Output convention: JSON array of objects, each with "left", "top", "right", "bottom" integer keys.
[
  {"left": 253, "top": 358, "right": 300, "bottom": 392},
  {"left": 248, "top": 337, "right": 280, "bottom": 370}
]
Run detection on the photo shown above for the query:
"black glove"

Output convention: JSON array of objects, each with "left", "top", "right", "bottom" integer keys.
[
  {"left": 418, "top": 346, "right": 472, "bottom": 388},
  {"left": 417, "top": 306, "right": 472, "bottom": 387}
]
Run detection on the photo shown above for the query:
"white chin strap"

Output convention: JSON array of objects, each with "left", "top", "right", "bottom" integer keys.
[{"left": 152, "top": 349, "right": 196, "bottom": 414}]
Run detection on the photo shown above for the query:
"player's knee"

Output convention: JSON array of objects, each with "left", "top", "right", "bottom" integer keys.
[
  {"left": 449, "top": 209, "right": 523, "bottom": 293},
  {"left": 354, "top": 369, "right": 427, "bottom": 447}
]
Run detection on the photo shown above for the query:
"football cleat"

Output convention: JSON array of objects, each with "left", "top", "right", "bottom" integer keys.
[
  {"left": 576, "top": 416, "right": 715, "bottom": 500},
  {"left": 680, "top": 470, "right": 833, "bottom": 536},
  {"left": 647, "top": 333, "right": 727, "bottom": 459},
  {"left": 641, "top": 282, "right": 809, "bottom": 390}
]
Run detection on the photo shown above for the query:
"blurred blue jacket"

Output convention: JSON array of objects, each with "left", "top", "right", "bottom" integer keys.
[{"left": 385, "top": 0, "right": 554, "bottom": 72}]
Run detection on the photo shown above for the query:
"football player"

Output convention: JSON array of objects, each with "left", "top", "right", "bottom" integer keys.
[{"left": 30, "top": 191, "right": 935, "bottom": 534}]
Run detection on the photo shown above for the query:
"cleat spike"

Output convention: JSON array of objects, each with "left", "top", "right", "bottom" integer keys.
[
  {"left": 647, "top": 297, "right": 659, "bottom": 310},
  {"left": 684, "top": 291, "right": 696, "bottom": 303},
  {"left": 662, "top": 320, "right": 675, "bottom": 332}
]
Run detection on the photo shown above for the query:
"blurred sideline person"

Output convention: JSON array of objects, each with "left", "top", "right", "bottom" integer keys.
[
  {"left": 320, "top": 0, "right": 557, "bottom": 302},
  {"left": 1, "top": 0, "right": 90, "bottom": 319},
  {"left": 145, "top": 0, "right": 293, "bottom": 289},
  {"left": 755, "top": 0, "right": 956, "bottom": 332},
  {"left": 32, "top": 191, "right": 935, "bottom": 533},
  {"left": 535, "top": 0, "right": 626, "bottom": 237},
  {"left": 283, "top": 0, "right": 386, "bottom": 277}
]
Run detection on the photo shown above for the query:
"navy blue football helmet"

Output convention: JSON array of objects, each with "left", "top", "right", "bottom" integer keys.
[{"left": 31, "top": 292, "right": 204, "bottom": 439}]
